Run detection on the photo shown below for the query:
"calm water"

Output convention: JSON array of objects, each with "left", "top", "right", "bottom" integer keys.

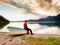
[{"left": 8, "top": 21, "right": 60, "bottom": 34}]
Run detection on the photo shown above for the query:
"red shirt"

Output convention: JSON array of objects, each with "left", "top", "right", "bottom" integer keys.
[{"left": 24, "top": 22, "right": 28, "bottom": 28}]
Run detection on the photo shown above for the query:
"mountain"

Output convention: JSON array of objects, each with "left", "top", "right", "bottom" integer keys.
[
  {"left": 39, "top": 14, "right": 60, "bottom": 21},
  {"left": 0, "top": 15, "right": 10, "bottom": 29},
  {"left": 28, "top": 14, "right": 60, "bottom": 21}
]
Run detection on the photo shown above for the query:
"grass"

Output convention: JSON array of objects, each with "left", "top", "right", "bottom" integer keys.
[
  {"left": 20, "top": 36, "right": 60, "bottom": 45},
  {"left": 20, "top": 36, "right": 27, "bottom": 40}
]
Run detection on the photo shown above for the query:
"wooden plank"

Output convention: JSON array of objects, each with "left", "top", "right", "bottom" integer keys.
[{"left": 7, "top": 27, "right": 27, "bottom": 35}]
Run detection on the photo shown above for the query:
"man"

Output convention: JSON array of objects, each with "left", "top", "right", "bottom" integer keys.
[{"left": 23, "top": 20, "right": 33, "bottom": 35}]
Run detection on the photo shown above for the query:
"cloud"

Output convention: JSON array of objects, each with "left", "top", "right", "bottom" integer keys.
[
  {"left": 0, "top": 0, "right": 18, "bottom": 8},
  {"left": 0, "top": 0, "right": 60, "bottom": 16},
  {"left": 11, "top": 12, "right": 40, "bottom": 20},
  {"left": 52, "top": 0, "right": 60, "bottom": 6},
  {"left": 1, "top": 12, "right": 40, "bottom": 21},
  {"left": 0, "top": 4, "right": 3, "bottom": 7}
]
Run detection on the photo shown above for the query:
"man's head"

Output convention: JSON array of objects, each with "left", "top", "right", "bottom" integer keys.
[{"left": 25, "top": 20, "right": 27, "bottom": 22}]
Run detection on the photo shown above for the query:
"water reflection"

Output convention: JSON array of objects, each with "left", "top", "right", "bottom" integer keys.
[
  {"left": 34, "top": 22, "right": 60, "bottom": 34},
  {"left": 39, "top": 22, "right": 60, "bottom": 28},
  {"left": 8, "top": 22, "right": 60, "bottom": 35},
  {"left": 34, "top": 25, "right": 60, "bottom": 34},
  {"left": 0, "top": 22, "right": 60, "bottom": 35}
]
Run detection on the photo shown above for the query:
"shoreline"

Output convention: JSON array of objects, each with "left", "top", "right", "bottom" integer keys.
[
  {"left": 0, "top": 32, "right": 60, "bottom": 45},
  {"left": 0, "top": 32, "right": 60, "bottom": 38}
]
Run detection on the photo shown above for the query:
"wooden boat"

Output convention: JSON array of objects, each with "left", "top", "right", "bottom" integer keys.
[{"left": 7, "top": 26, "right": 27, "bottom": 35}]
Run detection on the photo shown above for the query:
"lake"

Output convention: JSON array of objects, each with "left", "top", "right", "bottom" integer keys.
[
  {"left": 0, "top": 21, "right": 60, "bottom": 35},
  {"left": 7, "top": 21, "right": 60, "bottom": 34}
]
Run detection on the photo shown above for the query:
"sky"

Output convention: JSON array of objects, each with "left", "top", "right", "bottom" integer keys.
[
  {"left": 0, "top": 3, "right": 40, "bottom": 21},
  {"left": 0, "top": 0, "right": 60, "bottom": 21}
]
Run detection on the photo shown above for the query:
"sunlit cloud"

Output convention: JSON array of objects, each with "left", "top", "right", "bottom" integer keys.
[
  {"left": 0, "top": 0, "right": 60, "bottom": 17},
  {"left": 0, "top": 0, "right": 18, "bottom": 8},
  {"left": 1, "top": 12, "right": 40, "bottom": 21},
  {"left": 11, "top": 12, "right": 40, "bottom": 20},
  {"left": 52, "top": 0, "right": 60, "bottom": 6}
]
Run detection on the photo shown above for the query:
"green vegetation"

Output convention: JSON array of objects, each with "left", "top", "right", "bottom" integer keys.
[
  {"left": 21, "top": 36, "right": 60, "bottom": 45},
  {"left": 0, "top": 15, "right": 10, "bottom": 29},
  {"left": 21, "top": 36, "right": 27, "bottom": 40}
]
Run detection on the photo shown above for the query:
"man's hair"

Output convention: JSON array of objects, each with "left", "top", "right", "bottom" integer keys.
[{"left": 25, "top": 20, "right": 27, "bottom": 22}]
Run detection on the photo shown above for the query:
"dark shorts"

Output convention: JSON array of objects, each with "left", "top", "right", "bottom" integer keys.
[{"left": 24, "top": 28, "right": 31, "bottom": 30}]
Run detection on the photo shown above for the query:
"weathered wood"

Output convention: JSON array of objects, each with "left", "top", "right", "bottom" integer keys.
[{"left": 7, "top": 27, "right": 27, "bottom": 35}]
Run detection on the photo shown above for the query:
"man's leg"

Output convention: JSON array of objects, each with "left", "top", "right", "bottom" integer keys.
[
  {"left": 28, "top": 28, "right": 33, "bottom": 35},
  {"left": 25, "top": 28, "right": 29, "bottom": 34},
  {"left": 25, "top": 28, "right": 33, "bottom": 35},
  {"left": 27, "top": 30, "right": 29, "bottom": 34}
]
